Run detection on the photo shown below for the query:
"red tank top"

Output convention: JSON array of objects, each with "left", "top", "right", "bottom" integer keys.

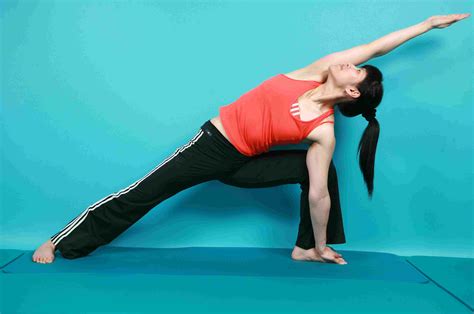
[{"left": 219, "top": 73, "right": 334, "bottom": 156}]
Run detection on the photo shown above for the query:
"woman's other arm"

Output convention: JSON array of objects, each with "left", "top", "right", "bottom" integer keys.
[
  {"left": 305, "top": 128, "right": 346, "bottom": 265},
  {"left": 306, "top": 139, "right": 333, "bottom": 254}
]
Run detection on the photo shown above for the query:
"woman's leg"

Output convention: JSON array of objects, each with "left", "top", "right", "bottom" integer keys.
[
  {"left": 218, "top": 149, "right": 346, "bottom": 249},
  {"left": 49, "top": 120, "right": 250, "bottom": 259}
]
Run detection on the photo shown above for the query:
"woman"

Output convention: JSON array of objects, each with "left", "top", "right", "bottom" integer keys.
[{"left": 33, "top": 13, "right": 469, "bottom": 265}]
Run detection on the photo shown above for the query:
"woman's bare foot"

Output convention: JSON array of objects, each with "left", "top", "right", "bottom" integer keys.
[
  {"left": 32, "top": 239, "right": 56, "bottom": 264},
  {"left": 291, "top": 246, "right": 320, "bottom": 261}
]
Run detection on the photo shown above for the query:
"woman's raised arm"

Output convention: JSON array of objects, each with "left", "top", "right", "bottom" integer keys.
[{"left": 297, "top": 14, "right": 470, "bottom": 81}]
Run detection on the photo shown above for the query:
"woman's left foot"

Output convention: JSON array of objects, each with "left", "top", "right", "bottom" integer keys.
[{"left": 32, "top": 239, "right": 56, "bottom": 264}]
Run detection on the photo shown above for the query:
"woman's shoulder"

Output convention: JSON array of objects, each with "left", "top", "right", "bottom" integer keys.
[
  {"left": 304, "top": 122, "right": 335, "bottom": 144},
  {"left": 282, "top": 68, "right": 327, "bottom": 83}
]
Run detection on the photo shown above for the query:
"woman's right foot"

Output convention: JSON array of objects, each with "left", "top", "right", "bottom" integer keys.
[{"left": 32, "top": 239, "right": 56, "bottom": 264}]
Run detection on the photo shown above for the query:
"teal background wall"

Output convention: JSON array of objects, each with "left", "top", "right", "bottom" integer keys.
[{"left": 1, "top": 0, "right": 472, "bottom": 258}]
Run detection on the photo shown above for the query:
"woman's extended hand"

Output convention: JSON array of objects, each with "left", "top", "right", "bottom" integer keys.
[
  {"left": 426, "top": 13, "right": 470, "bottom": 29},
  {"left": 315, "top": 246, "right": 347, "bottom": 265}
]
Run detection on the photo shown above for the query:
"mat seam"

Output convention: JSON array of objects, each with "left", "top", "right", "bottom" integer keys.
[
  {"left": 0, "top": 252, "right": 25, "bottom": 270},
  {"left": 405, "top": 258, "right": 473, "bottom": 312}
]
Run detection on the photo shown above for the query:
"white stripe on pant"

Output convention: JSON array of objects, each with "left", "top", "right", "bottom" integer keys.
[{"left": 50, "top": 128, "right": 204, "bottom": 247}]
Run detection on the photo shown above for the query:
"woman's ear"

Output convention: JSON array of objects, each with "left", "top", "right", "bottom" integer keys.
[{"left": 345, "top": 86, "right": 361, "bottom": 100}]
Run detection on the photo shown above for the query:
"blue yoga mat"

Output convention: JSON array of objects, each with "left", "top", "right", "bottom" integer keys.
[{"left": 3, "top": 247, "right": 428, "bottom": 283}]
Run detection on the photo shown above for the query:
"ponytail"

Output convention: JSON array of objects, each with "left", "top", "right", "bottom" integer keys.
[{"left": 357, "top": 113, "right": 380, "bottom": 199}]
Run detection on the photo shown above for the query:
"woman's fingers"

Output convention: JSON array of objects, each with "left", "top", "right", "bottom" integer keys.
[
  {"left": 441, "top": 16, "right": 460, "bottom": 25},
  {"left": 457, "top": 13, "right": 470, "bottom": 19},
  {"left": 327, "top": 246, "right": 343, "bottom": 257},
  {"left": 446, "top": 13, "right": 469, "bottom": 21},
  {"left": 315, "top": 246, "right": 347, "bottom": 264},
  {"left": 428, "top": 13, "right": 470, "bottom": 29},
  {"left": 328, "top": 256, "right": 347, "bottom": 264},
  {"left": 451, "top": 14, "right": 469, "bottom": 22},
  {"left": 313, "top": 254, "right": 347, "bottom": 264},
  {"left": 324, "top": 255, "right": 345, "bottom": 264},
  {"left": 448, "top": 14, "right": 468, "bottom": 23}
]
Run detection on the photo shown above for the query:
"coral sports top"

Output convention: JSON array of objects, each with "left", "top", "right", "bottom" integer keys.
[{"left": 219, "top": 73, "right": 334, "bottom": 157}]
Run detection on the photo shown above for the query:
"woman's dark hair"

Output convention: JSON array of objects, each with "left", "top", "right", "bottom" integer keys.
[{"left": 337, "top": 64, "right": 383, "bottom": 199}]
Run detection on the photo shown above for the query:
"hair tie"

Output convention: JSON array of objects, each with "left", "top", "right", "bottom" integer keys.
[{"left": 362, "top": 107, "right": 376, "bottom": 122}]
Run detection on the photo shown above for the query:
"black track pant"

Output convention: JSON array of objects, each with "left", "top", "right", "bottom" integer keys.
[{"left": 50, "top": 120, "right": 345, "bottom": 259}]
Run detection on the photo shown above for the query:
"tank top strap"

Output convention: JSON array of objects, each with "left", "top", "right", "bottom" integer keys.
[
  {"left": 308, "top": 108, "right": 335, "bottom": 128},
  {"left": 318, "top": 108, "right": 335, "bottom": 121}
]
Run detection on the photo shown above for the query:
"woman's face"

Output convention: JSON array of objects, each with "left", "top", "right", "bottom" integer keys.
[{"left": 328, "top": 63, "right": 368, "bottom": 99}]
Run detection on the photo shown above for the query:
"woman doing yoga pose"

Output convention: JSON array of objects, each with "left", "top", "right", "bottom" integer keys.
[{"left": 32, "top": 13, "right": 470, "bottom": 265}]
